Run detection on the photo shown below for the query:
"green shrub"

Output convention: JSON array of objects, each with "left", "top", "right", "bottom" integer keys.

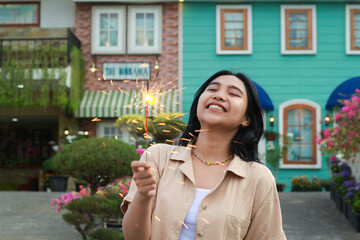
[
  {"left": 42, "top": 157, "right": 56, "bottom": 174},
  {"left": 53, "top": 137, "right": 138, "bottom": 194},
  {"left": 0, "top": 182, "right": 20, "bottom": 191},
  {"left": 88, "top": 228, "right": 124, "bottom": 240}
]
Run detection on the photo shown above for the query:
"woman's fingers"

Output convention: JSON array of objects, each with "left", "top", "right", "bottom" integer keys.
[{"left": 131, "top": 160, "right": 157, "bottom": 197}]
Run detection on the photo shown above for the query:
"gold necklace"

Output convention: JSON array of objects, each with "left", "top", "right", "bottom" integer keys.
[{"left": 192, "top": 151, "right": 234, "bottom": 166}]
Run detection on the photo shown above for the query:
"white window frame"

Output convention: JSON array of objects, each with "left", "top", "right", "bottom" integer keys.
[
  {"left": 91, "top": 6, "right": 126, "bottom": 54},
  {"left": 279, "top": 99, "right": 322, "bottom": 169},
  {"left": 346, "top": 5, "right": 360, "bottom": 55},
  {"left": 281, "top": 5, "right": 317, "bottom": 55},
  {"left": 216, "top": 5, "right": 253, "bottom": 55},
  {"left": 96, "top": 120, "right": 130, "bottom": 144},
  {"left": 127, "top": 5, "right": 162, "bottom": 54}
]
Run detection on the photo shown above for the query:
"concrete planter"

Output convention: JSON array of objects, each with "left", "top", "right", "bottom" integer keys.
[{"left": 49, "top": 176, "right": 68, "bottom": 192}]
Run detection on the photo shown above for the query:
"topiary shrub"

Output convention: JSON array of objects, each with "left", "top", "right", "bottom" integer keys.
[
  {"left": 88, "top": 228, "right": 124, "bottom": 240},
  {"left": 53, "top": 137, "right": 138, "bottom": 194}
]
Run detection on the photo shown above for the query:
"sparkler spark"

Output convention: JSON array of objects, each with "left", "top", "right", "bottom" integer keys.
[
  {"left": 188, "top": 144, "right": 196, "bottom": 148},
  {"left": 102, "top": 142, "right": 106, "bottom": 147},
  {"left": 180, "top": 138, "right": 191, "bottom": 142},
  {"left": 166, "top": 139, "right": 174, "bottom": 143},
  {"left": 134, "top": 223, "right": 140, "bottom": 227},
  {"left": 155, "top": 216, "right": 161, "bottom": 222},
  {"left": 168, "top": 125, "right": 181, "bottom": 132},
  {"left": 101, "top": 90, "right": 109, "bottom": 95},
  {"left": 179, "top": 181, "right": 185, "bottom": 184},
  {"left": 194, "top": 129, "right": 210, "bottom": 132},
  {"left": 168, "top": 166, "right": 175, "bottom": 169},
  {"left": 163, "top": 130, "right": 170, "bottom": 133},
  {"left": 115, "top": 136, "right": 118, "bottom": 140},
  {"left": 233, "top": 141, "right": 242, "bottom": 144},
  {"left": 189, "top": 132, "right": 196, "bottom": 138},
  {"left": 182, "top": 221, "right": 189, "bottom": 229},
  {"left": 171, "top": 151, "right": 179, "bottom": 154},
  {"left": 91, "top": 117, "right": 101, "bottom": 122},
  {"left": 119, "top": 192, "right": 124, "bottom": 198},
  {"left": 158, "top": 123, "right": 166, "bottom": 126},
  {"left": 202, "top": 217, "right": 210, "bottom": 225}
]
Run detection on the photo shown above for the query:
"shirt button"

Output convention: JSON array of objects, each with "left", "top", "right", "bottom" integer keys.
[
  {"left": 197, "top": 231, "right": 204, "bottom": 237},
  {"left": 201, "top": 204, "right": 207, "bottom": 210}
]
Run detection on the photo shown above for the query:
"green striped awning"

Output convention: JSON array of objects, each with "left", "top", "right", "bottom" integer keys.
[{"left": 76, "top": 89, "right": 180, "bottom": 118}]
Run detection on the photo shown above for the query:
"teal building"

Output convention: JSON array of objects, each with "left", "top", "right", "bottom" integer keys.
[{"left": 180, "top": 1, "right": 360, "bottom": 191}]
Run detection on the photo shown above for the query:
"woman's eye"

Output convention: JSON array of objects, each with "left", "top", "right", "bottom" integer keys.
[
  {"left": 230, "top": 93, "right": 240, "bottom": 97},
  {"left": 207, "top": 88, "right": 216, "bottom": 92}
]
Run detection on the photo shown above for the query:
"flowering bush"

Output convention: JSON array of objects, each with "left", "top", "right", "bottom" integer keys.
[
  {"left": 317, "top": 89, "right": 360, "bottom": 159},
  {"left": 51, "top": 176, "right": 131, "bottom": 240},
  {"left": 291, "top": 175, "right": 324, "bottom": 191}
]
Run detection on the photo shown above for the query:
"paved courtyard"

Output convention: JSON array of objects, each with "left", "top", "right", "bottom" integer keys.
[{"left": 0, "top": 191, "right": 359, "bottom": 240}]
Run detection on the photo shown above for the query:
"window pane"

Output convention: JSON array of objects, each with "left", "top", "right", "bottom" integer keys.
[
  {"left": 110, "top": 31, "right": 118, "bottom": 46},
  {"left": 301, "top": 109, "right": 312, "bottom": 125},
  {"left": 136, "top": 30, "right": 144, "bottom": 46},
  {"left": 136, "top": 13, "right": 144, "bottom": 29},
  {"left": 100, "top": 31, "right": 108, "bottom": 46},
  {"left": 355, "top": 30, "right": 360, "bottom": 38},
  {"left": 146, "top": 13, "right": 154, "bottom": 29},
  {"left": 109, "top": 13, "right": 118, "bottom": 30},
  {"left": 225, "top": 22, "right": 243, "bottom": 30},
  {"left": 289, "top": 20, "right": 308, "bottom": 30},
  {"left": 354, "top": 12, "right": 360, "bottom": 21},
  {"left": 354, "top": 20, "right": 360, "bottom": 29},
  {"left": 110, "top": 127, "right": 116, "bottom": 135},
  {"left": 146, "top": 30, "right": 154, "bottom": 46},
  {"left": 0, "top": 4, "right": 38, "bottom": 25},
  {"left": 224, "top": 12, "right": 243, "bottom": 21},
  {"left": 290, "top": 39, "right": 308, "bottom": 47},
  {"left": 225, "top": 30, "right": 243, "bottom": 38},
  {"left": 287, "top": 126, "right": 300, "bottom": 142},
  {"left": 289, "top": 13, "right": 308, "bottom": 21},
  {"left": 300, "top": 127, "right": 313, "bottom": 143},
  {"left": 287, "top": 144, "right": 300, "bottom": 161},
  {"left": 104, "top": 127, "right": 109, "bottom": 135},
  {"left": 289, "top": 30, "right": 308, "bottom": 38},
  {"left": 224, "top": 38, "right": 243, "bottom": 47},
  {"left": 100, "top": 14, "right": 108, "bottom": 29},
  {"left": 355, "top": 38, "right": 360, "bottom": 47},
  {"left": 287, "top": 109, "right": 299, "bottom": 125},
  {"left": 300, "top": 145, "right": 313, "bottom": 161}
]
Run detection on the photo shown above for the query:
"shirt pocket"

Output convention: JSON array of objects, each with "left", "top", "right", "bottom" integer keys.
[{"left": 223, "top": 215, "right": 251, "bottom": 240}]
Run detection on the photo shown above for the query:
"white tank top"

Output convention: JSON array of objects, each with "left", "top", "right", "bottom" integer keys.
[{"left": 178, "top": 188, "right": 211, "bottom": 240}]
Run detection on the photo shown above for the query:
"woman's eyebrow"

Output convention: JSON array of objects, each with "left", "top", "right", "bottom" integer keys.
[{"left": 208, "top": 81, "right": 244, "bottom": 95}]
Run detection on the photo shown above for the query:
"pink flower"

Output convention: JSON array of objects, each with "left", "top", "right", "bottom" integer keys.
[
  {"left": 323, "top": 129, "right": 331, "bottom": 138},
  {"left": 348, "top": 110, "right": 356, "bottom": 117},
  {"left": 136, "top": 148, "right": 145, "bottom": 156},
  {"left": 342, "top": 106, "right": 350, "bottom": 112},
  {"left": 335, "top": 113, "right": 341, "bottom": 121}
]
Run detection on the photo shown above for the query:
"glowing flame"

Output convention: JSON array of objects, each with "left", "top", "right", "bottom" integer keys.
[{"left": 146, "top": 93, "right": 155, "bottom": 105}]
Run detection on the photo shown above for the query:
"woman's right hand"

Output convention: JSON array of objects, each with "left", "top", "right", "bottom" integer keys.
[{"left": 131, "top": 161, "right": 157, "bottom": 199}]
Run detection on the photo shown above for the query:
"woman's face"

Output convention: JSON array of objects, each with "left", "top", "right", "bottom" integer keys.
[{"left": 197, "top": 75, "right": 250, "bottom": 130}]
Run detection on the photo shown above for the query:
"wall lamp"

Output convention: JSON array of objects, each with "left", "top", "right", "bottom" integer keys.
[
  {"left": 64, "top": 128, "right": 70, "bottom": 135},
  {"left": 269, "top": 115, "right": 275, "bottom": 127},
  {"left": 324, "top": 115, "right": 331, "bottom": 126}
]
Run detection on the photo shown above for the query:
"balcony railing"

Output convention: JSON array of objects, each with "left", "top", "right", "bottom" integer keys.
[{"left": 0, "top": 28, "right": 81, "bottom": 67}]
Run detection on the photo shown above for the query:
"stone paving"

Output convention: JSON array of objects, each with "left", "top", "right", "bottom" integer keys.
[{"left": 0, "top": 191, "right": 359, "bottom": 240}]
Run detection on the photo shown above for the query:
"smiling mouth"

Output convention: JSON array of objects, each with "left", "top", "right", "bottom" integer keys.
[{"left": 207, "top": 104, "right": 226, "bottom": 112}]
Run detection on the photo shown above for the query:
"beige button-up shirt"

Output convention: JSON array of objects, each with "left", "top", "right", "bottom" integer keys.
[{"left": 122, "top": 144, "right": 286, "bottom": 240}]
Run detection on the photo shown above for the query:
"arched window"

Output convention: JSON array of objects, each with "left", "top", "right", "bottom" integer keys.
[{"left": 279, "top": 100, "right": 321, "bottom": 169}]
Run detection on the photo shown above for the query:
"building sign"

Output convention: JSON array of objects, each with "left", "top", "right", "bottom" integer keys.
[{"left": 103, "top": 62, "right": 150, "bottom": 80}]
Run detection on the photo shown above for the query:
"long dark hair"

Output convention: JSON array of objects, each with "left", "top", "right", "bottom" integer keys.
[{"left": 179, "top": 70, "right": 264, "bottom": 162}]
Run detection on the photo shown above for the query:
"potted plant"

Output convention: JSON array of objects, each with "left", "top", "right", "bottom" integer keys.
[
  {"left": 266, "top": 141, "right": 286, "bottom": 191},
  {"left": 291, "top": 176, "right": 311, "bottom": 191},
  {"left": 42, "top": 156, "right": 68, "bottom": 192},
  {"left": 264, "top": 130, "right": 279, "bottom": 141}
]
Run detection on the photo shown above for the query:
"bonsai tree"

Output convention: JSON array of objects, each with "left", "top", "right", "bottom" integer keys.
[{"left": 53, "top": 137, "right": 139, "bottom": 194}]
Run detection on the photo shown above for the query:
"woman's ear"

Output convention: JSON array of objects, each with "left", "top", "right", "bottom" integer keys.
[{"left": 241, "top": 116, "right": 250, "bottom": 127}]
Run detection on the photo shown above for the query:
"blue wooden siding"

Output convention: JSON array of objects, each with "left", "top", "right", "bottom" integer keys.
[{"left": 182, "top": 2, "right": 360, "bottom": 190}]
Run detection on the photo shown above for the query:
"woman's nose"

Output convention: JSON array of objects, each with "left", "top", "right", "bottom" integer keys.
[{"left": 213, "top": 91, "right": 226, "bottom": 101}]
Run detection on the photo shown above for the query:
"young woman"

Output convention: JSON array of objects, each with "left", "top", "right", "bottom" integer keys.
[{"left": 121, "top": 70, "right": 286, "bottom": 240}]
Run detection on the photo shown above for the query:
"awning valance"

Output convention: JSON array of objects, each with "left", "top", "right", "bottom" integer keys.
[
  {"left": 77, "top": 89, "right": 180, "bottom": 118},
  {"left": 253, "top": 81, "right": 274, "bottom": 111},
  {"left": 326, "top": 76, "right": 360, "bottom": 110}
]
